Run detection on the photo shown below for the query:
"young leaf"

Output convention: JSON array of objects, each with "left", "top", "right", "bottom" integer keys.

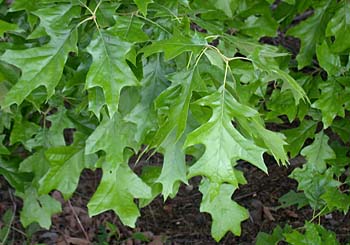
[
  {"left": 199, "top": 180, "right": 249, "bottom": 241},
  {"left": 88, "top": 162, "right": 152, "bottom": 227}
]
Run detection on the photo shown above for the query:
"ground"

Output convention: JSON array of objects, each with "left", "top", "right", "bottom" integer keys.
[{"left": 1, "top": 153, "right": 349, "bottom": 244}]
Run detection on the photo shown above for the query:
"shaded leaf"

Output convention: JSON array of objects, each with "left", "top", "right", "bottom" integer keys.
[
  {"left": 322, "top": 187, "right": 350, "bottom": 213},
  {"left": 290, "top": 167, "right": 339, "bottom": 209},
  {"left": 331, "top": 118, "right": 350, "bottom": 142},
  {"left": 286, "top": 0, "right": 334, "bottom": 69},
  {"left": 283, "top": 120, "right": 318, "bottom": 158},
  {"left": 301, "top": 131, "right": 335, "bottom": 172},
  {"left": 312, "top": 80, "right": 347, "bottom": 128},
  {"left": 284, "top": 222, "right": 339, "bottom": 245},
  {"left": 125, "top": 56, "right": 167, "bottom": 142}
]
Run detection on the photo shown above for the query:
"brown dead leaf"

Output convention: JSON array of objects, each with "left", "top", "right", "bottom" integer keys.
[
  {"left": 285, "top": 209, "right": 298, "bottom": 218},
  {"left": 263, "top": 206, "right": 275, "bottom": 221}
]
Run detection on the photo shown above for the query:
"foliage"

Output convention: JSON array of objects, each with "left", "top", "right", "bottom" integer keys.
[{"left": 0, "top": 0, "right": 349, "bottom": 242}]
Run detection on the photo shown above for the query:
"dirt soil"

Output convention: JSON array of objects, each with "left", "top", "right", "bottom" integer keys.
[{"left": 1, "top": 153, "right": 349, "bottom": 245}]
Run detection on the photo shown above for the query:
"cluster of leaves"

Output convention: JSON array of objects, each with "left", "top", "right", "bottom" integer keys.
[{"left": 0, "top": 0, "right": 349, "bottom": 242}]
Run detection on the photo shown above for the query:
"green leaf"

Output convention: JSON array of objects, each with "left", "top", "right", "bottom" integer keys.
[
  {"left": 251, "top": 50, "right": 309, "bottom": 104},
  {"left": 139, "top": 166, "right": 162, "bottom": 207},
  {"left": 301, "top": 131, "right": 335, "bottom": 172},
  {"left": 1, "top": 4, "right": 78, "bottom": 107},
  {"left": 38, "top": 145, "right": 97, "bottom": 199},
  {"left": 0, "top": 135, "right": 9, "bottom": 155},
  {"left": 204, "top": 49, "right": 224, "bottom": 70},
  {"left": 290, "top": 167, "right": 339, "bottom": 209},
  {"left": 0, "top": 20, "right": 18, "bottom": 36},
  {"left": 256, "top": 225, "right": 289, "bottom": 245},
  {"left": 283, "top": 120, "right": 318, "bottom": 158},
  {"left": 86, "top": 28, "right": 139, "bottom": 116},
  {"left": 46, "top": 107, "right": 75, "bottom": 146},
  {"left": 19, "top": 150, "right": 50, "bottom": 186},
  {"left": 10, "top": 116, "right": 41, "bottom": 150},
  {"left": 209, "top": 0, "right": 237, "bottom": 18},
  {"left": 316, "top": 41, "right": 341, "bottom": 76},
  {"left": 199, "top": 180, "right": 249, "bottom": 241},
  {"left": 322, "top": 187, "right": 350, "bottom": 213},
  {"left": 331, "top": 118, "right": 350, "bottom": 142},
  {"left": 110, "top": 15, "right": 149, "bottom": 43},
  {"left": 156, "top": 130, "right": 187, "bottom": 200},
  {"left": 278, "top": 190, "right": 309, "bottom": 209},
  {"left": 286, "top": 0, "right": 334, "bottom": 69},
  {"left": 85, "top": 113, "right": 138, "bottom": 167},
  {"left": 88, "top": 162, "right": 152, "bottom": 227},
  {"left": 20, "top": 188, "right": 61, "bottom": 229},
  {"left": 141, "top": 30, "right": 206, "bottom": 60},
  {"left": 133, "top": 0, "right": 153, "bottom": 16},
  {"left": 185, "top": 88, "right": 266, "bottom": 187},
  {"left": 152, "top": 68, "right": 201, "bottom": 146},
  {"left": 266, "top": 90, "right": 298, "bottom": 122},
  {"left": 326, "top": 1, "right": 350, "bottom": 53},
  {"left": 0, "top": 158, "right": 32, "bottom": 192},
  {"left": 312, "top": 80, "right": 347, "bottom": 128},
  {"left": 125, "top": 56, "right": 167, "bottom": 142},
  {"left": 284, "top": 222, "right": 339, "bottom": 245},
  {"left": 237, "top": 117, "right": 289, "bottom": 165}
]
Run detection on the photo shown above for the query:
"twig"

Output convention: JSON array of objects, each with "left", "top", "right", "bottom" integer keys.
[
  {"left": 67, "top": 200, "right": 90, "bottom": 242},
  {"left": 1, "top": 189, "right": 16, "bottom": 245}
]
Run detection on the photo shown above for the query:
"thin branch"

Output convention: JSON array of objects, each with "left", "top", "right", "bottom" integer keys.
[
  {"left": 1, "top": 189, "right": 16, "bottom": 245},
  {"left": 67, "top": 200, "right": 90, "bottom": 242}
]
